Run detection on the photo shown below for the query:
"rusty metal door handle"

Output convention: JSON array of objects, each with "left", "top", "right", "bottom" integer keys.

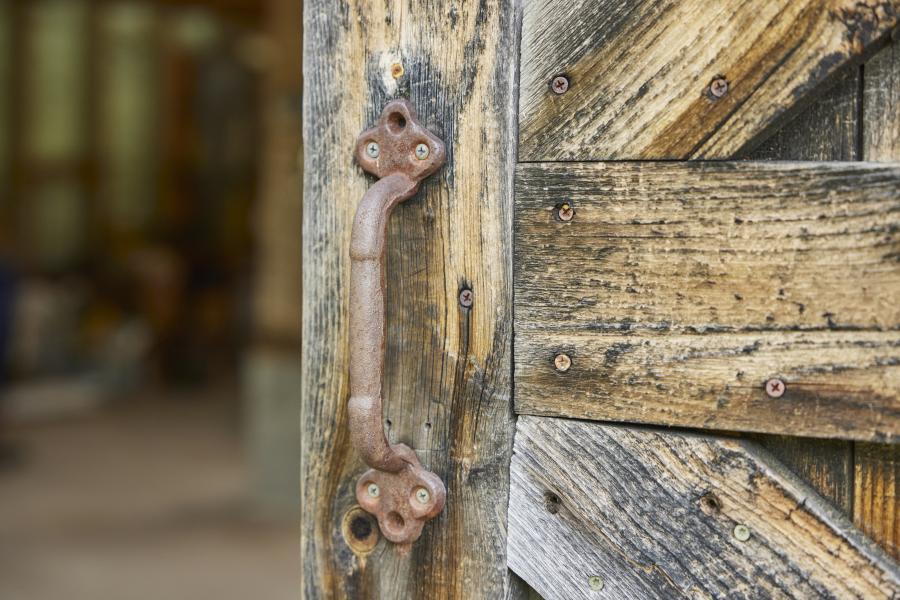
[{"left": 349, "top": 99, "right": 447, "bottom": 544}]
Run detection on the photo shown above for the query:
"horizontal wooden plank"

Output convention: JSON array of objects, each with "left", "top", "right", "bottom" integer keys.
[
  {"left": 519, "top": 0, "right": 899, "bottom": 160},
  {"left": 508, "top": 416, "right": 900, "bottom": 600},
  {"left": 514, "top": 161, "right": 900, "bottom": 441}
]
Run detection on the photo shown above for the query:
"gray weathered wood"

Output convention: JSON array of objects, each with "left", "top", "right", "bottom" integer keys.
[
  {"left": 300, "top": 1, "right": 524, "bottom": 598},
  {"left": 508, "top": 416, "right": 900, "bottom": 599},
  {"left": 514, "top": 161, "right": 900, "bottom": 441},
  {"left": 519, "top": 0, "right": 898, "bottom": 160},
  {"left": 864, "top": 41, "right": 900, "bottom": 162}
]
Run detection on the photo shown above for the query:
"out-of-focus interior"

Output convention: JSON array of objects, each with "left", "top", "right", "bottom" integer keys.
[{"left": 0, "top": 0, "right": 300, "bottom": 597}]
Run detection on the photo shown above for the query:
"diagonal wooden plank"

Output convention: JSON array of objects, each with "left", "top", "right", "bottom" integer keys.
[
  {"left": 514, "top": 161, "right": 900, "bottom": 441},
  {"left": 301, "top": 1, "right": 523, "bottom": 598},
  {"left": 519, "top": 0, "right": 899, "bottom": 160},
  {"left": 508, "top": 416, "right": 900, "bottom": 600}
]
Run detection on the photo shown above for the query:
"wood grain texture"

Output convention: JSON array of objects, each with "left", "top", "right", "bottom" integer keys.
[
  {"left": 753, "top": 435, "right": 854, "bottom": 512},
  {"left": 301, "top": 1, "right": 524, "bottom": 598},
  {"left": 519, "top": 0, "right": 898, "bottom": 160},
  {"left": 508, "top": 416, "right": 900, "bottom": 600},
  {"left": 864, "top": 40, "right": 900, "bottom": 161},
  {"left": 856, "top": 442, "right": 900, "bottom": 559},
  {"left": 743, "top": 68, "right": 862, "bottom": 513},
  {"left": 855, "top": 40, "right": 900, "bottom": 561},
  {"left": 744, "top": 64, "right": 861, "bottom": 162},
  {"left": 514, "top": 161, "right": 900, "bottom": 441}
]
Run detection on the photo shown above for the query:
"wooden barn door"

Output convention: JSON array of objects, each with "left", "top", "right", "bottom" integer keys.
[
  {"left": 301, "top": 1, "right": 900, "bottom": 598},
  {"left": 508, "top": 1, "right": 900, "bottom": 598}
]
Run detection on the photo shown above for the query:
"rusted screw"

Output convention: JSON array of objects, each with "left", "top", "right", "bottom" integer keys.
[
  {"left": 458, "top": 288, "right": 473, "bottom": 308},
  {"left": 551, "top": 75, "right": 570, "bottom": 95},
  {"left": 588, "top": 575, "right": 604, "bottom": 591},
  {"left": 733, "top": 524, "right": 751, "bottom": 542},
  {"left": 367, "top": 483, "right": 380, "bottom": 498},
  {"left": 366, "top": 141, "right": 380, "bottom": 158},
  {"left": 764, "top": 378, "right": 785, "bottom": 398},
  {"left": 558, "top": 203, "right": 575, "bottom": 222},
  {"left": 390, "top": 62, "right": 404, "bottom": 79},
  {"left": 708, "top": 77, "right": 729, "bottom": 99},
  {"left": 414, "top": 488, "right": 431, "bottom": 504},
  {"left": 415, "top": 143, "right": 430, "bottom": 160},
  {"left": 554, "top": 353, "right": 572, "bottom": 372}
]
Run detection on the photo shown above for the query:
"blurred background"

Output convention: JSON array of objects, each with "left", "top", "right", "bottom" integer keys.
[{"left": 0, "top": 0, "right": 301, "bottom": 597}]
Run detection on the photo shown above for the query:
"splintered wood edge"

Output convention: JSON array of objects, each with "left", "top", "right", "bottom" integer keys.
[{"left": 508, "top": 417, "right": 900, "bottom": 599}]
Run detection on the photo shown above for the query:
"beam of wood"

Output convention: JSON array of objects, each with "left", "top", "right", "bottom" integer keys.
[
  {"left": 508, "top": 416, "right": 900, "bottom": 599},
  {"left": 514, "top": 161, "right": 900, "bottom": 441},
  {"left": 518, "top": 0, "right": 899, "bottom": 160},
  {"left": 301, "top": 1, "right": 523, "bottom": 598}
]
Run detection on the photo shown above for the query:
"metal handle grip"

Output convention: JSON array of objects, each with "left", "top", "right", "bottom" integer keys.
[{"left": 349, "top": 99, "right": 447, "bottom": 544}]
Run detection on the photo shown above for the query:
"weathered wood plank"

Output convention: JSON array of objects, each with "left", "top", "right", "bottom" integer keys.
[
  {"left": 752, "top": 435, "right": 854, "bottom": 513},
  {"left": 855, "top": 40, "right": 900, "bottom": 560},
  {"left": 863, "top": 40, "right": 900, "bottom": 161},
  {"left": 856, "top": 442, "right": 900, "bottom": 560},
  {"left": 301, "top": 1, "right": 523, "bottom": 598},
  {"left": 517, "top": 329, "right": 900, "bottom": 440},
  {"left": 508, "top": 416, "right": 900, "bottom": 600},
  {"left": 519, "top": 0, "right": 898, "bottom": 160},
  {"left": 743, "top": 66, "right": 862, "bottom": 513},
  {"left": 744, "top": 64, "right": 861, "bottom": 162},
  {"left": 514, "top": 161, "right": 900, "bottom": 441}
]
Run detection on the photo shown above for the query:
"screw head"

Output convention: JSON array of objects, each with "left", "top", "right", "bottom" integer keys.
[
  {"left": 366, "top": 483, "right": 380, "bottom": 498},
  {"left": 554, "top": 353, "right": 572, "bottom": 372},
  {"left": 415, "top": 143, "right": 430, "bottom": 160},
  {"left": 733, "top": 524, "right": 751, "bottom": 542},
  {"left": 414, "top": 488, "right": 431, "bottom": 504},
  {"left": 764, "top": 378, "right": 785, "bottom": 398},
  {"left": 390, "top": 62, "right": 404, "bottom": 79},
  {"left": 551, "top": 75, "right": 570, "bottom": 95},
  {"left": 709, "top": 77, "right": 729, "bottom": 99},
  {"left": 366, "top": 141, "right": 380, "bottom": 158},
  {"left": 459, "top": 288, "right": 473, "bottom": 308},
  {"left": 558, "top": 203, "right": 575, "bottom": 222},
  {"left": 588, "top": 575, "right": 604, "bottom": 591}
]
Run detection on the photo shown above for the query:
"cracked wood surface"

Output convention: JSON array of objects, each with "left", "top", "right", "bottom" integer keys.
[
  {"left": 518, "top": 0, "right": 899, "bottom": 160},
  {"left": 300, "top": 1, "right": 523, "bottom": 598},
  {"left": 514, "top": 161, "right": 900, "bottom": 441},
  {"left": 508, "top": 416, "right": 900, "bottom": 600}
]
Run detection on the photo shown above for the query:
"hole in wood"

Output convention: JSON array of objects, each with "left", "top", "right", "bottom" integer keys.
[
  {"left": 543, "top": 491, "right": 562, "bottom": 514},
  {"left": 699, "top": 492, "right": 721, "bottom": 516}
]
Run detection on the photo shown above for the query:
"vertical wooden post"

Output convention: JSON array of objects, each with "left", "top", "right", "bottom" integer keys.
[{"left": 301, "top": 1, "right": 523, "bottom": 597}]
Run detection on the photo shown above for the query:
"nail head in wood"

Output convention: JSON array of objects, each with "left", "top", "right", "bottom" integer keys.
[
  {"left": 765, "top": 378, "right": 786, "bottom": 398},
  {"left": 588, "top": 575, "right": 604, "bottom": 591},
  {"left": 554, "top": 353, "right": 572, "bottom": 372},
  {"left": 733, "top": 524, "right": 751, "bottom": 542}
]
